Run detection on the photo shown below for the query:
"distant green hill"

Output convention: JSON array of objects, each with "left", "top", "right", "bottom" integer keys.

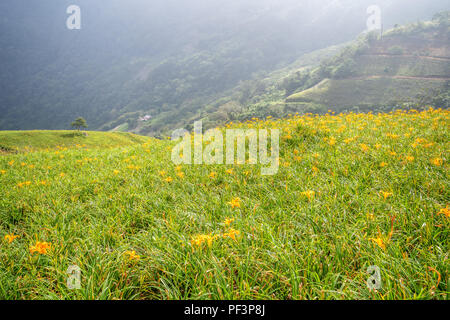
[
  {"left": 0, "top": 131, "right": 150, "bottom": 153},
  {"left": 286, "top": 17, "right": 450, "bottom": 111},
  {"left": 287, "top": 76, "right": 448, "bottom": 109}
]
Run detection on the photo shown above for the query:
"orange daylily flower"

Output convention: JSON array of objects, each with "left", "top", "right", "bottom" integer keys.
[
  {"left": 228, "top": 197, "right": 241, "bottom": 209},
  {"left": 29, "top": 241, "right": 51, "bottom": 255},
  {"left": 4, "top": 234, "right": 19, "bottom": 243}
]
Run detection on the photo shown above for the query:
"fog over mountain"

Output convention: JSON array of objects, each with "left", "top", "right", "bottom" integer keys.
[{"left": 0, "top": 0, "right": 448, "bottom": 133}]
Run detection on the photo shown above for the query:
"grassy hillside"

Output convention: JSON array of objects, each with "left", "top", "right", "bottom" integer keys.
[
  {"left": 0, "top": 108, "right": 448, "bottom": 299},
  {"left": 352, "top": 55, "right": 449, "bottom": 78},
  {"left": 286, "top": 17, "right": 450, "bottom": 110},
  {"left": 0, "top": 131, "right": 150, "bottom": 153},
  {"left": 287, "top": 77, "right": 448, "bottom": 108}
]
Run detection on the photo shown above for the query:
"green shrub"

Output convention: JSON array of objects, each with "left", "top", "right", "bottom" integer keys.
[{"left": 387, "top": 46, "right": 404, "bottom": 55}]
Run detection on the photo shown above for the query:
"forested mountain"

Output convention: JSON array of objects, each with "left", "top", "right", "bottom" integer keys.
[{"left": 0, "top": 0, "right": 449, "bottom": 136}]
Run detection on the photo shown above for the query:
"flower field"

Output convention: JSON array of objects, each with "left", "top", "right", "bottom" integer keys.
[{"left": 0, "top": 108, "right": 448, "bottom": 299}]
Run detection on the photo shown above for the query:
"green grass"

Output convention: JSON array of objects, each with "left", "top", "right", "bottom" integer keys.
[
  {"left": 286, "top": 77, "right": 448, "bottom": 107},
  {"left": 111, "top": 123, "right": 130, "bottom": 133},
  {"left": 353, "top": 55, "right": 450, "bottom": 78},
  {"left": 0, "top": 109, "right": 448, "bottom": 300},
  {"left": 0, "top": 130, "right": 150, "bottom": 153}
]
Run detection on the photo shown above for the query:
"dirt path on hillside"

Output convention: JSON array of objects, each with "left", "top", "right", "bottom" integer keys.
[
  {"left": 346, "top": 75, "right": 450, "bottom": 81},
  {"left": 361, "top": 54, "right": 450, "bottom": 61}
]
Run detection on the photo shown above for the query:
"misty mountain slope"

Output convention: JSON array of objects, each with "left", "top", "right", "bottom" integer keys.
[
  {"left": 187, "top": 15, "right": 449, "bottom": 132},
  {"left": 286, "top": 17, "right": 450, "bottom": 110},
  {"left": 116, "top": 42, "right": 348, "bottom": 136},
  {"left": 1, "top": 0, "right": 449, "bottom": 136}
]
